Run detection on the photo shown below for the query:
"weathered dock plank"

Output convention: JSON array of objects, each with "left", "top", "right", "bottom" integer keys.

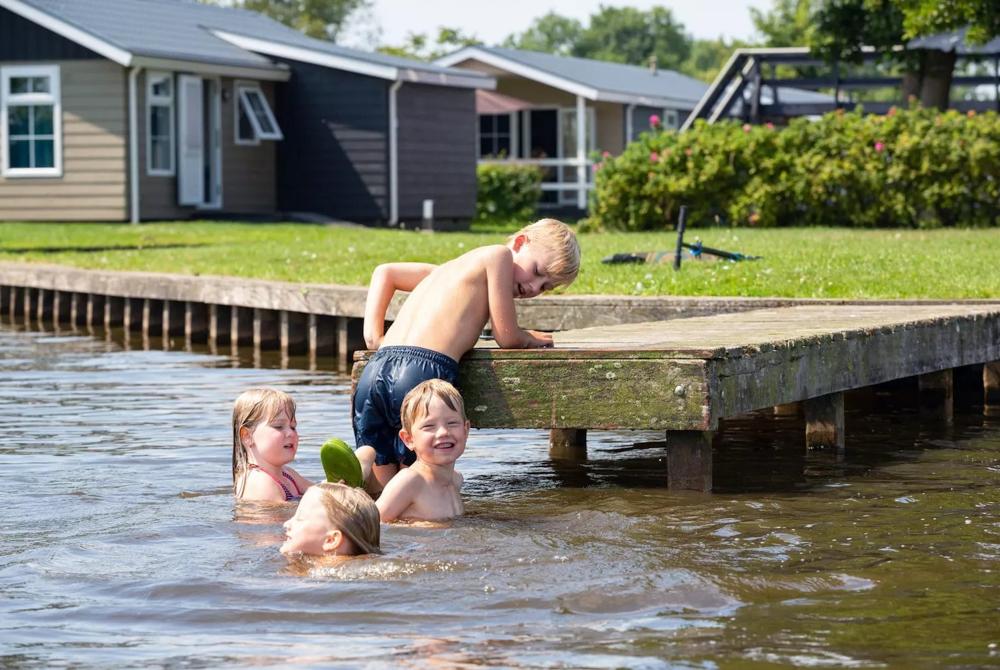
[{"left": 421, "top": 305, "right": 1000, "bottom": 431}]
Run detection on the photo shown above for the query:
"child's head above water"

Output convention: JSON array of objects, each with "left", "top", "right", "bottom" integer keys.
[
  {"left": 506, "top": 218, "right": 581, "bottom": 294},
  {"left": 399, "top": 379, "right": 470, "bottom": 468},
  {"left": 231, "top": 387, "right": 297, "bottom": 497},
  {"left": 281, "top": 482, "right": 381, "bottom": 557},
  {"left": 400, "top": 378, "right": 467, "bottom": 435}
]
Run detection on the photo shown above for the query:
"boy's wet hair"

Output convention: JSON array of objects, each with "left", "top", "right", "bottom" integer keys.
[
  {"left": 231, "top": 387, "right": 296, "bottom": 497},
  {"left": 508, "top": 218, "right": 581, "bottom": 289},
  {"left": 313, "top": 482, "right": 381, "bottom": 555},
  {"left": 400, "top": 379, "right": 466, "bottom": 434}
]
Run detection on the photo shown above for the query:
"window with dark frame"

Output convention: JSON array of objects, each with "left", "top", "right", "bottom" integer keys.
[{"left": 478, "top": 113, "right": 511, "bottom": 158}]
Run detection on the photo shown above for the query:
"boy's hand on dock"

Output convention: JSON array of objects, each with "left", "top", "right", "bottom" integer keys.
[{"left": 525, "top": 330, "right": 553, "bottom": 348}]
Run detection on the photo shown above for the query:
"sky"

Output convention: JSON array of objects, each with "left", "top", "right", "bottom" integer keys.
[{"left": 358, "top": 0, "right": 773, "bottom": 49}]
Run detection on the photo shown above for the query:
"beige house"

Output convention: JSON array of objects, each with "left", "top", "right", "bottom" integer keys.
[{"left": 436, "top": 46, "right": 709, "bottom": 211}]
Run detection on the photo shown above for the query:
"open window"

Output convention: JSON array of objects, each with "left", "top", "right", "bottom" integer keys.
[
  {"left": 235, "top": 83, "right": 281, "bottom": 144},
  {"left": 146, "top": 72, "right": 174, "bottom": 176},
  {"left": 1, "top": 65, "right": 61, "bottom": 177}
]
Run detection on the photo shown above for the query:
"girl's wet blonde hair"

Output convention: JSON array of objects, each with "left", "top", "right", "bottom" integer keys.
[
  {"left": 507, "top": 218, "right": 581, "bottom": 289},
  {"left": 312, "top": 482, "right": 381, "bottom": 555},
  {"left": 400, "top": 378, "right": 466, "bottom": 434},
  {"left": 231, "top": 387, "right": 296, "bottom": 497}
]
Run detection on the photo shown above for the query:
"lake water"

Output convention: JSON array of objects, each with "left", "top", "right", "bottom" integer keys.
[{"left": 1, "top": 320, "right": 998, "bottom": 668}]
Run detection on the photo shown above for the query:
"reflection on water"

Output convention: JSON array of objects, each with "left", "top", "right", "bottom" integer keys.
[{"left": 1, "top": 320, "right": 998, "bottom": 668}]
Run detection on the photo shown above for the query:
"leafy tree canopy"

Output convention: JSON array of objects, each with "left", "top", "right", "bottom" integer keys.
[
  {"left": 378, "top": 26, "right": 480, "bottom": 60},
  {"left": 203, "top": 0, "right": 369, "bottom": 41}
]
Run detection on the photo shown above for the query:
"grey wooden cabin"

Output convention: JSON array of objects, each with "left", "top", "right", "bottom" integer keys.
[{"left": 0, "top": 0, "right": 493, "bottom": 226}]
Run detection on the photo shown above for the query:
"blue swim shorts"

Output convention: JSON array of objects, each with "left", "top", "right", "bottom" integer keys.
[{"left": 352, "top": 346, "right": 459, "bottom": 467}]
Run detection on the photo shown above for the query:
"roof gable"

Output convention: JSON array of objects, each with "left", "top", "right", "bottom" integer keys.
[{"left": 437, "top": 45, "right": 709, "bottom": 108}]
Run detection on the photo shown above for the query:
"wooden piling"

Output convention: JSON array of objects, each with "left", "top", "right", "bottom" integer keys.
[
  {"left": 666, "top": 430, "right": 713, "bottom": 491},
  {"left": 804, "top": 392, "right": 845, "bottom": 450},
  {"left": 280, "top": 311, "right": 290, "bottom": 359},
  {"left": 308, "top": 313, "right": 318, "bottom": 368},
  {"left": 7, "top": 286, "right": 17, "bottom": 320},
  {"left": 984, "top": 361, "right": 1000, "bottom": 409},
  {"left": 69, "top": 293, "right": 80, "bottom": 327},
  {"left": 549, "top": 428, "right": 587, "bottom": 460},
  {"left": 22, "top": 286, "right": 32, "bottom": 322},
  {"left": 336, "top": 316, "right": 349, "bottom": 369},
  {"left": 918, "top": 369, "right": 954, "bottom": 421},
  {"left": 773, "top": 402, "right": 801, "bottom": 417}
]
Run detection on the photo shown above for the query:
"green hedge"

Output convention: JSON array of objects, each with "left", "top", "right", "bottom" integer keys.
[
  {"left": 476, "top": 163, "right": 543, "bottom": 222},
  {"left": 587, "top": 106, "right": 1000, "bottom": 230}
]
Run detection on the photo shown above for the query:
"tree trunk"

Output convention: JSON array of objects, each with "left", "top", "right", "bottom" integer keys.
[{"left": 919, "top": 49, "right": 956, "bottom": 111}]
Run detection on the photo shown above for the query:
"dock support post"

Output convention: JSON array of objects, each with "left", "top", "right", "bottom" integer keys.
[
  {"left": 9, "top": 286, "right": 19, "bottom": 321},
  {"left": 336, "top": 316, "right": 349, "bottom": 369},
  {"left": 36, "top": 289, "right": 48, "bottom": 324},
  {"left": 549, "top": 429, "right": 587, "bottom": 460},
  {"left": 918, "top": 369, "right": 953, "bottom": 421},
  {"left": 280, "top": 311, "right": 290, "bottom": 365},
  {"left": 104, "top": 296, "right": 123, "bottom": 328},
  {"left": 666, "top": 430, "right": 713, "bottom": 491},
  {"left": 773, "top": 402, "right": 800, "bottom": 417},
  {"left": 209, "top": 304, "right": 219, "bottom": 345},
  {"left": 69, "top": 293, "right": 80, "bottom": 328},
  {"left": 804, "top": 392, "right": 845, "bottom": 450},
  {"left": 230, "top": 307, "right": 240, "bottom": 355},
  {"left": 22, "top": 288, "right": 32, "bottom": 323},
  {"left": 308, "top": 314, "right": 318, "bottom": 368},
  {"left": 984, "top": 362, "right": 1000, "bottom": 412}
]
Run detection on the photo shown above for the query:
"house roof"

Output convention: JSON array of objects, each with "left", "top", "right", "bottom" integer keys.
[
  {"left": 908, "top": 28, "right": 1000, "bottom": 55},
  {"left": 437, "top": 45, "right": 709, "bottom": 108},
  {"left": 1, "top": 0, "right": 493, "bottom": 87}
]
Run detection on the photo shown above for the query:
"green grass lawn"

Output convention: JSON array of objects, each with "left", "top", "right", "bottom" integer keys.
[{"left": 0, "top": 221, "right": 997, "bottom": 299}]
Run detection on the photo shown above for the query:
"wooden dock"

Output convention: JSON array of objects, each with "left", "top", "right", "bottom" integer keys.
[{"left": 357, "top": 304, "right": 1000, "bottom": 491}]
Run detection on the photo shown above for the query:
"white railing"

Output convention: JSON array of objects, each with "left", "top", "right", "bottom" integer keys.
[{"left": 478, "top": 157, "right": 594, "bottom": 204}]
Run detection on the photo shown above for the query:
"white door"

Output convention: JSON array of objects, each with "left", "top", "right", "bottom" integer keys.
[{"left": 177, "top": 75, "right": 204, "bottom": 206}]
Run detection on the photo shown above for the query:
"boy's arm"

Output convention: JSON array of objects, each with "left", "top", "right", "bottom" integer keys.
[
  {"left": 375, "top": 470, "right": 423, "bottom": 522},
  {"left": 484, "top": 248, "right": 552, "bottom": 349},
  {"left": 363, "top": 262, "right": 437, "bottom": 349}
]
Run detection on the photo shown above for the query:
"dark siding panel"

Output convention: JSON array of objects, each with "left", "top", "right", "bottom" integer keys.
[
  {"left": 396, "top": 83, "right": 476, "bottom": 222},
  {"left": 274, "top": 59, "right": 388, "bottom": 221},
  {"left": 0, "top": 7, "right": 101, "bottom": 60}
]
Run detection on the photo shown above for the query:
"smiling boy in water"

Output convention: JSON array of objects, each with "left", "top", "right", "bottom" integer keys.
[
  {"left": 376, "top": 380, "right": 469, "bottom": 522},
  {"left": 354, "top": 219, "right": 580, "bottom": 493}
]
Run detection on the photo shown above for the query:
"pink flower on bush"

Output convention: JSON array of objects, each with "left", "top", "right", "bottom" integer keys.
[
  {"left": 742, "top": 123, "right": 752, "bottom": 132},
  {"left": 765, "top": 122, "right": 775, "bottom": 130},
  {"left": 967, "top": 110, "right": 976, "bottom": 118},
  {"left": 887, "top": 106, "right": 897, "bottom": 117},
  {"left": 684, "top": 147, "right": 693, "bottom": 156},
  {"left": 650, "top": 151, "right": 659, "bottom": 163},
  {"left": 593, "top": 163, "right": 602, "bottom": 173},
  {"left": 649, "top": 114, "right": 661, "bottom": 129},
  {"left": 602, "top": 151, "right": 611, "bottom": 159},
  {"left": 874, "top": 141, "right": 885, "bottom": 152}
]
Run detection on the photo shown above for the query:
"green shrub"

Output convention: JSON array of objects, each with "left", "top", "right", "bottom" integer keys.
[
  {"left": 476, "top": 163, "right": 543, "bottom": 222},
  {"left": 587, "top": 106, "right": 1000, "bottom": 230}
]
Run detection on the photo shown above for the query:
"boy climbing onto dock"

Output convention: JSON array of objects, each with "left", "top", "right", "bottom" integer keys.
[{"left": 354, "top": 218, "right": 581, "bottom": 492}]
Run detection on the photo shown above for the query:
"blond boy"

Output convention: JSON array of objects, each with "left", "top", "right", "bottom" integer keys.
[
  {"left": 376, "top": 380, "right": 468, "bottom": 522},
  {"left": 353, "top": 219, "right": 580, "bottom": 491}
]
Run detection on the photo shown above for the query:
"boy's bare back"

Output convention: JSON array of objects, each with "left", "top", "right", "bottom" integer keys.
[{"left": 381, "top": 246, "right": 498, "bottom": 361}]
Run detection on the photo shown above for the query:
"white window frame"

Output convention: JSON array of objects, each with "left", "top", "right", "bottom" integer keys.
[
  {"left": 146, "top": 71, "right": 175, "bottom": 176},
  {"left": 234, "top": 82, "right": 281, "bottom": 144},
  {"left": 1, "top": 64, "right": 62, "bottom": 178}
]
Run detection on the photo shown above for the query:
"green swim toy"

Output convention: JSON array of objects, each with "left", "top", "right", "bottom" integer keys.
[{"left": 320, "top": 438, "right": 364, "bottom": 488}]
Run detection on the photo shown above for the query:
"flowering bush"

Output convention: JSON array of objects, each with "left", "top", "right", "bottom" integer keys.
[
  {"left": 475, "top": 163, "right": 543, "bottom": 222},
  {"left": 587, "top": 106, "right": 1000, "bottom": 230}
]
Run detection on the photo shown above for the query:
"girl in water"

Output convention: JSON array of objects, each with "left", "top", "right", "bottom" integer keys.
[
  {"left": 232, "top": 387, "right": 311, "bottom": 502},
  {"left": 280, "top": 482, "right": 381, "bottom": 557}
]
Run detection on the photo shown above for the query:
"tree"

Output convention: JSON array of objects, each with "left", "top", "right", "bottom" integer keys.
[
  {"left": 750, "top": 0, "right": 816, "bottom": 46},
  {"left": 576, "top": 6, "right": 691, "bottom": 70},
  {"left": 503, "top": 6, "right": 692, "bottom": 71},
  {"left": 679, "top": 38, "right": 753, "bottom": 82},
  {"left": 207, "top": 0, "right": 370, "bottom": 41},
  {"left": 379, "top": 26, "right": 480, "bottom": 61},
  {"left": 812, "top": 0, "right": 1000, "bottom": 109},
  {"left": 502, "top": 12, "right": 583, "bottom": 56}
]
